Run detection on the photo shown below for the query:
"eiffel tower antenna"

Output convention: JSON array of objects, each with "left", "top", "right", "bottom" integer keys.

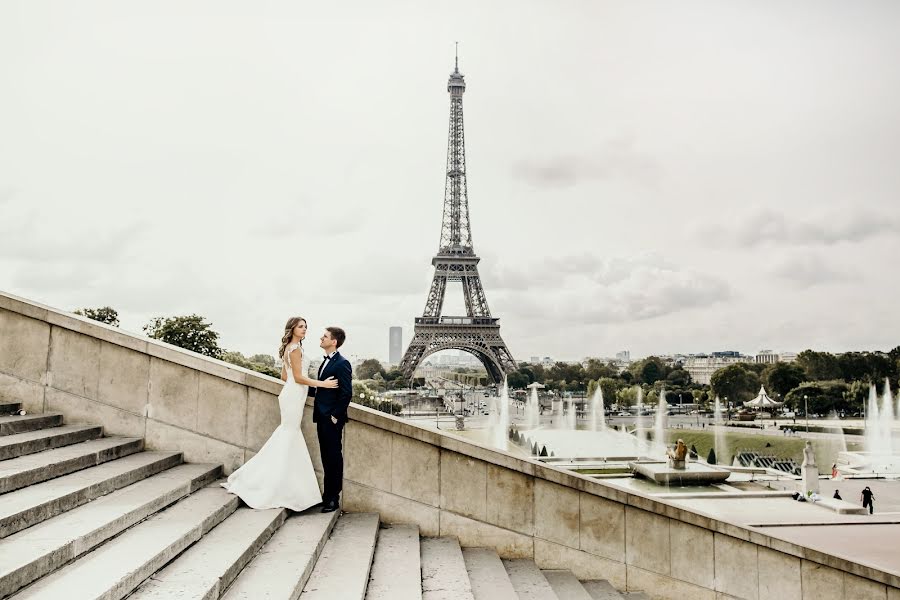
[{"left": 399, "top": 53, "right": 517, "bottom": 384}]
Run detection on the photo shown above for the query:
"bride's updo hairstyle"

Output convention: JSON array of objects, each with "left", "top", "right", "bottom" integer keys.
[{"left": 278, "top": 316, "right": 307, "bottom": 359}]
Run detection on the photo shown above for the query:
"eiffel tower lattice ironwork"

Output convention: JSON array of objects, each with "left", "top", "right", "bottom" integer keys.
[{"left": 399, "top": 53, "right": 516, "bottom": 384}]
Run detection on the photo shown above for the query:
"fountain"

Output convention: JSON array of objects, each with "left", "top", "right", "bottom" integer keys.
[
  {"left": 525, "top": 384, "right": 541, "bottom": 430},
  {"left": 553, "top": 396, "right": 564, "bottom": 429},
  {"left": 490, "top": 378, "right": 510, "bottom": 449},
  {"left": 653, "top": 388, "right": 668, "bottom": 457},
  {"left": 590, "top": 386, "right": 606, "bottom": 432},
  {"left": 565, "top": 399, "right": 576, "bottom": 431},
  {"left": 713, "top": 396, "right": 727, "bottom": 465},
  {"left": 634, "top": 387, "right": 648, "bottom": 448},
  {"left": 837, "top": 379, "right": 900, "bottom": 475}
]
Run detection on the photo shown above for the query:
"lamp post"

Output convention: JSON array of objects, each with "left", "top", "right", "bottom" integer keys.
[{"left": 804, "top": 395, "right": 809, "bottom": 434}]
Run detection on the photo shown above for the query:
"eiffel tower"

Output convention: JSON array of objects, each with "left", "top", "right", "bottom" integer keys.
[{"left": 399, "top": 52, "right": 517, "bottom": 384}]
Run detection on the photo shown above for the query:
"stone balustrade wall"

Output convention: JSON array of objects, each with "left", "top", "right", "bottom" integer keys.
[{"left": 1, "top": 290, "right": 897, "bottom": 600}]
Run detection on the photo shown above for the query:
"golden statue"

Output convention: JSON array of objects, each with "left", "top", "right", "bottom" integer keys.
[{"left": 666, "top": 439, "right": 688, "bottom": 469}]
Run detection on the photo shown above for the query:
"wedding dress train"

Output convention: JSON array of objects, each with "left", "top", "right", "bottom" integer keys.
[{"left": 221, "top": 343, "right": 321, "bottom": 510}]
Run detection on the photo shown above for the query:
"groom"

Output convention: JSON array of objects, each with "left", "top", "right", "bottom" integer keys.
[{"left": 308, "top": 327, "right": 353, "bottom": 513}]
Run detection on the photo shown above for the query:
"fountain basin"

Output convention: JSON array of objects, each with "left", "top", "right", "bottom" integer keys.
[
  {"left": 630, "top": 460, "right": 731, "bottom": 486},
  {"left": 836, "top": 451, "right": 900, "bottom": 475}
]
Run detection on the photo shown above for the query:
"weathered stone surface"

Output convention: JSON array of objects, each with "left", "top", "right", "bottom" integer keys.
[
  {"left": 0, "top": 309, "right": 50, "bottom": 382},
  {"left": 46, "top": 388, "right": 145, "bottom": 438},
  {"left": 625, "top": 507, "right": 670, "bottom": 576},
  {"left": 844, "top": 573, "right": 888, "bottom": 600},
  {"left": 97, "top": 341, "right": 150, "bottom": 415},
  {"left": 462, "top": 547, "right": 518, "bottom": 600},
  {"left": 222, "top": 510, "right": 338, "bottom": 600},
  {"left": 245, "top": 388, "right": 280, "bottom": 452},
  {"left": 421, "top": 536, "right": 475, "bottom": 600},
  {"left": 145, "top": 419, "right": 243, "bottom": 474},
  {"left": 0, "top": 424, "right": 102, "bottom": 461},
  {"left": 502, "top": 558, "right": 557, "bottom": 600},
  {"left": 48, "top": 327, "right": 100, "bottom": 399},
  {"left": 534, "top": 538, "right": 626, "bottom": 589},
  {"left": 543, "top": 570, "right": 593, "bottom": 600},
  {"left": 365, "top": 524, "right": 421, "bottom": 600},
  {"left": 669, "top": 519, "right": 714, "bottom": 589},
  {"left": 486, "top": 464, "right": 534, "bottom": 535},
  {"left": 344, "top": 421, "right": 392, "bottom": 491},
  {"left": 440, "top": 511, "right": 533, "bottom": 559},
  {"left": 758, "top": 547, "right": 801, "bottom": 600},
  {"left": 148, "top": 358, "right": 199, "bottom": 429},
  {"left": 0, "top": 372, "right": 44, "bottom": 414},
  {"left": 534, "top": 478, "right": 579, "bottom": 548},
  {"left": 342, "top": 480, "right": 438, "bottom": 536},
  {"left": 626, "top": 565, "right": 716, "bottom": 600},
  {"left": 0, "top": 412, "right": 62, "bottom": 436},
  {"left": 714, "top": 533, "right": 758, "bottom": 600},
  {"left": 197, "top": 372, "right": 248, "bottom": 447},
  {"left": 801, "top": 560, "right": 844, "bottom": 600},
  {"left": 391, "top": 433, "right": 440, "bottom": 507},
  {"left": 128, "top": 506, "right": 287, "bottom": 600},
  {"left": 0, "top": 463, "right": 220, "bottom": 597},
  {"left": 0, "top": 436, "right": 143, "bottom": 493},
  {"left": 11, "top": 487, "right": 238, "bottom": 599},
  {"left": 580, "top": 491, "right": 625, "bottom": 562},
  {"left": 440, "top": 451, "right": 487, "bottom": 521},
  {"left": 300, "top": 513, "right": 379, "bottom": 600},
  {"left": 0, "top": 451, "right": 182, "bottom": 538}
]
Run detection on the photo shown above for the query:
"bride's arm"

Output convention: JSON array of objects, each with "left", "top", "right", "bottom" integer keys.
[{"left": 289, "top": 348, "right": 338, "bottom": 388}]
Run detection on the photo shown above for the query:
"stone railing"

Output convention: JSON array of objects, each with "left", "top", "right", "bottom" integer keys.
[{"left": 1, "top": 290, "right": 897, "bottom": 600}]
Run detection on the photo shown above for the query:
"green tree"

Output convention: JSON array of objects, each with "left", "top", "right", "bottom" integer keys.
[
  {"left": 597, "top": 377, "right": 619, "bottom": 404},
  {"left": 357, "top": 359, "right": 385, "bottom": 380},
  {"left": 74, "top": 306, "right": 119, "bottom": 327},
  {"left": 248, "top": 354, "right": 276, "bottom": 368},
  {"left": 796, "top": 350, "right": 841, "bottom": 381},
  {"left": 785, "top": 380, "right": 851, "bottom": 415},
  {"left": 143, "top": 315, "right": 222, "bottom": 359},
  {"left": 710, "top": 364, "right": 759, "bottom": 407},
  {"left": 221, "top": 350, "right": 279, "bottom": 378},
  {"left": 630, "top": 357, "right": 666, "bottom": 385},
  {"left": 665, "top": 369, "right": 692, "bottom": 387},
  {"left": 616, "top": 385, "right": 640, "bottom": 408},
  {"left": 763, "top": 362, "right": 806, "bottom": 398}
]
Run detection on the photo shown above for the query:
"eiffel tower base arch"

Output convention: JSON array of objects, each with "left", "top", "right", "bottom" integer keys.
[{"left": 399, "top": 320, "right": 517, "bottom": 384}]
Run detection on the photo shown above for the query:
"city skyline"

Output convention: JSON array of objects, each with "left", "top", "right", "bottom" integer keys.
[{"left": 2, "top": 2, "right": 899, "bottom": 362}]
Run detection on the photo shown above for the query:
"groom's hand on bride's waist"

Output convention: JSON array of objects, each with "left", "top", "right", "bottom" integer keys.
[{"left": 330, "top": 415, "right": 338, "bottom": 424}]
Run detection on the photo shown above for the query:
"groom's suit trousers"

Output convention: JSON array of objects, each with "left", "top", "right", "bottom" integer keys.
[{"left": 316, "top": 419, "right": 344, "bottom": 502}]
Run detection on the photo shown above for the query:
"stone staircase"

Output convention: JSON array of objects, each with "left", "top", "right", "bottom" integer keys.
[{"left": 0, "top": 406, "right": 646, "bottom": 600}]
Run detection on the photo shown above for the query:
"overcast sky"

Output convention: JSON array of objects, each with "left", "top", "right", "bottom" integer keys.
[{"left": 2, "top": 1, "right": 899, "bottom": 363}]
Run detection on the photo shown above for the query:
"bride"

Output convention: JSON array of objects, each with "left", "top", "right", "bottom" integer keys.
[{"left": 222, "top": 316, "right": 338, "bottom": 510}]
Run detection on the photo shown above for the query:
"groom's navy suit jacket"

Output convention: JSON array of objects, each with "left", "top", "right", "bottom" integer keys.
[{"left": 309, "top": 351, "right": 353, "bottom": 424}]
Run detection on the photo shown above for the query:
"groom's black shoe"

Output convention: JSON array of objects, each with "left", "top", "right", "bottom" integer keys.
[{"left": 321, "top": 499, "right": 339, "bottom": 513}]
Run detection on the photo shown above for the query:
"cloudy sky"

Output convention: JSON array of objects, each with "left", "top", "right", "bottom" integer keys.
[{"left": 2, "top": 1, "right": 899, "bottom": 363}]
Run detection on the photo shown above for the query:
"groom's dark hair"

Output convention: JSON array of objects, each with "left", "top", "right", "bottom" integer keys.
[{"left": 326, "top": 327, "right": 346, "bottom": 349}]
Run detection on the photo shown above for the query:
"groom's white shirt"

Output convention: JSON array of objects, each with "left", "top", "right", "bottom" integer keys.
[{"left": 319, "top": 351, "right": 337, "bottom": 378}]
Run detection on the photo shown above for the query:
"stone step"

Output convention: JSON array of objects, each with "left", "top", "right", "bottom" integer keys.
[
  {"left": 502, "top": 559, "right": 559, "bottom": 600},
  {"left": 622, "top": 594, "right": 649, "bottom": 599},
  {"left": 462, "top": 548, "right": 518, "bottom": 600},
  {"left": 0, "top": 402, "right": 22, "bottom": 415},
  {"left": 0, "top": 462, "right": 221, "bottom": 598},
  {"left": 9, "top": 485, "right": 238, "bottom": 600},
  {"left": 0, "top": 413, "right": 63, "bottom": 437},
  {"left": 128, "top": 506, "right": 287, "bottom": 599},
  {"left": 581, "top": 580, "right": 624, "bottom": 600},
  {"left": 0, "top": 425, "right": 103, "bottom": 461},
  {"left": 300, "top": 513, "right": 380, "bottom": 600},
  {"left": 0, "top": 437, "right": 144, "bottom": 494},
  {"left": 221, "top": 509, "right": 339, "bottom": 600},
  {"left": 0, "top": 451, "right": 182, "bottom": 538},
  {"left": 542, "top": 570, "right": 593, "bottom": 600},
  {"left": 366, "top": 524, "right": 421, "bottom": 600},
  {"left": 420, "top": 537, "right": 475, "bottom": 600}
]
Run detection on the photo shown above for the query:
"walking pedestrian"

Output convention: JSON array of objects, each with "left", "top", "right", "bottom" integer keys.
[{"left": 861, "top": 486, "right": 875, "bottom": 514}]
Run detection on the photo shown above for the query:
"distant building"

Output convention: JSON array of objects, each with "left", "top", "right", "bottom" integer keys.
[
  {"left": 530, "top": 356, "right": 540, "bottom": 364},
  {"left": 683, "top": 354, "right": 751, "bottom": 385},
  {"left": 389, "top": 327, "right": 403, "bottom": 365},
  {"left": 755, "top": 350, "right": 778, "bottom": 364},
  {"left": 779, "top": 351, "right": 798, "bottom": 363},
  {"left": 616, "top": 350, "right": 630, "bottom": 362}
]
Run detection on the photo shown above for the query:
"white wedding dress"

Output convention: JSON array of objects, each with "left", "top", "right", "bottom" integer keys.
[{"left": 221, "top": 343, "right": 321, "bottom": 511}]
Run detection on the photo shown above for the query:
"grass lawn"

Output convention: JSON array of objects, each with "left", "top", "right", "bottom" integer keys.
[{"left": 663, "top": 430, "right": 863, "bottom": 467}]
